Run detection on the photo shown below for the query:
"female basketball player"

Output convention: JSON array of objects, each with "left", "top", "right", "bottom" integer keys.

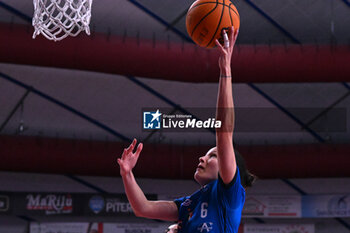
[{"left": 117, "top": 27, "right": 255, "bottom": 233}]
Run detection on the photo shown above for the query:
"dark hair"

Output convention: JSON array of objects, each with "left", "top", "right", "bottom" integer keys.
[{"left": 235, "top": 150, "right": 256, "bottom": 188}]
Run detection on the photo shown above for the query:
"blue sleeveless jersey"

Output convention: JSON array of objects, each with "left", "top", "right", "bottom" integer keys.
[{"left": 174, "top": 168, "right": 245, "bottom": 233}]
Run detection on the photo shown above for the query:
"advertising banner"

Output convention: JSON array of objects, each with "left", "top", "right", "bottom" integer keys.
[
  {"left": 0, "top": 192, "right": 157, "bottom": 217},
  {"left": 103, "top": 223, "right": 170, "bottom": 233},
  {"left": 85, "top": 194, "right": 157, "bottom": 216},
  {"left": 244, "top": 224, "right": 314, "bottom": 233},
  {"left": 30, "top": 222, "right": 89, "bottom": 233},
  {"left": 242, "top": 195, "right": 301, "bottom": 218},
  {"left": 302, "top": 194, "right": 350, "bottom": 218},
  {"left": 12, "top": 192, "right": 350, "bottom": 219},
  {"left": 13, "top": 192, "right": 83, "bottom": 216}
]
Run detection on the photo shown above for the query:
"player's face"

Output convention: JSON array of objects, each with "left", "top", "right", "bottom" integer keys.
[
  {"left": 194, "top": 147, "right": 219, "bottom": 186},
  {"left": 165, "top": 224, "right": 178, "bottom": 233}
]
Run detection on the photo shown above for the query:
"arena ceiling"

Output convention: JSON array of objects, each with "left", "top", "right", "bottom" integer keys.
[{"left": 0, "top": 0, "right": 350, "bottom": 178}]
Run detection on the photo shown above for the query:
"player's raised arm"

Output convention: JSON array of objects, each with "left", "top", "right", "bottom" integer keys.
[
  {"left": 214, "top": 27, "right": 239, "bottom": 185},
  {"left": 117, "top": 139, "right": 178, "bottom": 221}
]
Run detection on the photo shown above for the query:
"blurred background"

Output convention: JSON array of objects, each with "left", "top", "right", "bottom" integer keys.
[{"left": 0, "top": 0, "right": 350, "bottom": 232}]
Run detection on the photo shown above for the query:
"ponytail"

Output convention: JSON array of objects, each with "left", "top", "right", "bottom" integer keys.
[{"left": 235, "top": 150, "right": 256, "bottom": 188}]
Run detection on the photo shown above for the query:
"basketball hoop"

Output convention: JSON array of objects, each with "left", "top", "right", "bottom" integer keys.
[{"left": 32, "top": 0, "right": 93, "bottom": 41}]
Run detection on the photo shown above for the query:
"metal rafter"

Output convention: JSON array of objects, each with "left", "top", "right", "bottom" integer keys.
[
  {"left": 0, "top": 72, "right": 130, "bottom": 141},
  {"left": 65, "top": 174, "right": 108, "bottom": 193},
  {"left": 0, "top": 1, "right": 32, "bottom": 22},
  {"left": 342, "top": 82, "right": 350, "bottom": 90},
  {"left": 341, "top": 0, "right": 350, "bottom": 7},
  {"left": 248, "top": 84, "right": 325, "bottom": 142},
  {"left": 0, "top": 89, "right": 30, "bottom": 133},
  {"left": 128, "top": 0, "right": 192, "bottom": 42},
  {"left": 304, "top": 90, "right": 350, "bottom": 129},
  {"left": 243, "top": 0, "right": 301, "bottom": 44},
  {"left": 167, "top": 9, "right": 187, "bottom": 31}
]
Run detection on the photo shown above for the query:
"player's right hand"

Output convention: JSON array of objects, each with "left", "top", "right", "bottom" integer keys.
[
  {"left": 117, "top": 138, "right": 143, "bottom": 176},
  {"left": 215, "top": 26, "right": 239, "bottom": 71}
]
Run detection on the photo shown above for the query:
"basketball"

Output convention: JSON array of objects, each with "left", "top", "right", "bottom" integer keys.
[{"left": 186, "top": 0, "right": 240, "bottom": 48}]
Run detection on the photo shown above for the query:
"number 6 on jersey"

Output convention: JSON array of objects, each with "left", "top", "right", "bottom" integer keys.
[{"left": 200, "top": 202, "right": 208, "bottom": 218}]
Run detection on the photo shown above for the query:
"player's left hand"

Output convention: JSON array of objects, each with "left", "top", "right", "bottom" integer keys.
[{"left": 117, "top": 138, "right": 143, "bottom": 176}]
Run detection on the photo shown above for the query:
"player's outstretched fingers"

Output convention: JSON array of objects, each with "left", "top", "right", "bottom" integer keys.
[
  {"left": 126, "top": 138, "right": 137, "bottom": 154},
  {"left": 232, "top": 26, "right": 239, "bottom": 46},
  {"left": 234, "top": 28, "right": 239, "bottom": 41},
  {"left": 117, "top": 158, "right": 122, "bottom": 166},
  {"left": 135, "top": 143, "right": 143, "bottom": 159},
  {"left": 229, "top": 27, "right": 234, "bottom": 45},
  {"left": 121, "top": 149, "right": 127, "bottom": 160},
  {"left": 215, "top": 39, "right": 225, "bottom": 53},
  {"left": 229, "top": 26, "right": 234, "bottom": 38},
  {"left": 229, "top": 26, "right": 235, "bottom": 49},
  {"left": 131, "top": 138, "right": 137, "bottom": 148},
  {"left": 223, "top": 30, "right": 229, "bottom": 49}
]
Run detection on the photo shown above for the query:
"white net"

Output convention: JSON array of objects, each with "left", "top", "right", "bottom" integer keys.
[{"left": 32, "top": 0, "right": 93, "bottom": 41}]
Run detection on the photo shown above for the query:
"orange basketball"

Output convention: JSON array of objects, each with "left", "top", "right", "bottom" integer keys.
[{"left": 186, "top": 0, "right": 240, "bottom": 48}]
